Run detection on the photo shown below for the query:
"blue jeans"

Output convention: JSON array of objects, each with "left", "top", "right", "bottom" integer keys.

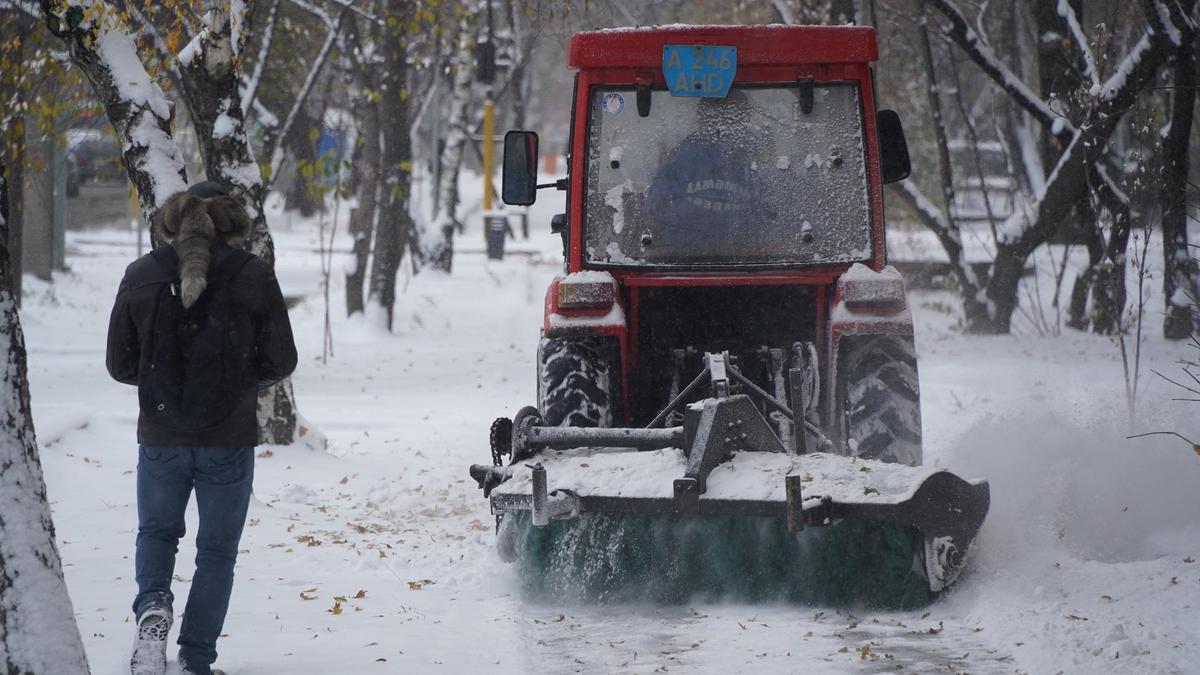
[{"left": 133, "top": 446, "right": 254, "bottom": 674}]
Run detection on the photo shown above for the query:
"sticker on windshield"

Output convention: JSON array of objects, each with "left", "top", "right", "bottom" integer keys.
[
  {"left": 602, "top": 92, "right": 625, "bottom": 114},
  {"left": 663, "top": 45, "right": 736, "bottom": 98}
]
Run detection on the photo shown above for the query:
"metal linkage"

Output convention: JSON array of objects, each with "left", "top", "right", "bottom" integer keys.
[{"left": 674, "top": 395, "right": 785, "bottom": 512}]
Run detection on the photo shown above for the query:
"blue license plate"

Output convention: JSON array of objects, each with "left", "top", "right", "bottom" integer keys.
[{"left": 662, "top": 45, "right": 737, "bottom": 98}]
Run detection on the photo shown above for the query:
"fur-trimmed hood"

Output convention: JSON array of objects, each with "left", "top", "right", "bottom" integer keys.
[{"left": 150, "top": 190, "right": 252, "bottom": 308}]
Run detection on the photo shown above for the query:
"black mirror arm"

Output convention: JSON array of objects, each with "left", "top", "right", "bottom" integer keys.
[{"left": 536, "top": 178, "right": 569, "bottom": 191}]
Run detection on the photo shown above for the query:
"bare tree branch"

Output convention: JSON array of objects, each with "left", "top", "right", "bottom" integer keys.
[
  {"left": 241, "top": 0, "right": 281, "bottom": 115},
  {"left": 923, "top": 0, "right": 1073, "bottom": 141},
  {"left": 267, "top": 5, "right": 348, "bottom": 184}
]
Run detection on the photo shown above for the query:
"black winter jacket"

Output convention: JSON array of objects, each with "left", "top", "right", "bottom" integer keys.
[{"left": 106, "top": 242, "right": 298, "bottom": 448}]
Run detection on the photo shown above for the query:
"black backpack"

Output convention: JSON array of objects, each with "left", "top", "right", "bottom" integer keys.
[{"left": 139, "top": 246, "right": 255, "bottom": 432}]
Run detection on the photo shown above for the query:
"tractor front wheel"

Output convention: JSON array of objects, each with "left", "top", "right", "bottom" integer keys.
[
  {"left": 537, "top": 336, "right": 619, "bottom": 427},
  {"left": 841, "top": 335, "right": 922, "bottom": 466}
]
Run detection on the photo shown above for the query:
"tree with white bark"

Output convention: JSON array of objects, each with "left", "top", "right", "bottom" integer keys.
[{"left": 0, "top": 139, "right": 90, "bottom": 675}]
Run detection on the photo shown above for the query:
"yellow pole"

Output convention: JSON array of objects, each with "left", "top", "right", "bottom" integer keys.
[{"left": 482, "top": 97, "right": 495, "bottom": 212}]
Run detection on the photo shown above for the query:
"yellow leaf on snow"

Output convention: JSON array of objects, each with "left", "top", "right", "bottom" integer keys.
[{"left": 299, "top": 588, "right": 318, "bottom": 601}]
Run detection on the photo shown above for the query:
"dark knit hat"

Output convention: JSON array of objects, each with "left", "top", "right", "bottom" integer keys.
[{"left": 186, "top": 181, "right": 232, "bottom": 199}]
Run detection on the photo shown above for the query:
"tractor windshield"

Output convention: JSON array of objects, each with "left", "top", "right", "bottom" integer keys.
[{"left": 584, "top": 83, "right": 872, "bottom": 267}]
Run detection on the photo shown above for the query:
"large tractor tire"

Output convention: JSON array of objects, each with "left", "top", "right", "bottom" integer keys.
[
  {"left": 841, "top": 335, "right": 922, "bottom": 466},
  {"left": 537, "top": 336, "right": 617, "bottom": 427}
]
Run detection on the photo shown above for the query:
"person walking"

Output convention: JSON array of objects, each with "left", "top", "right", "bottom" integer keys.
[{"left": 106, "top": 182, "right": 297, "bottom": 675}]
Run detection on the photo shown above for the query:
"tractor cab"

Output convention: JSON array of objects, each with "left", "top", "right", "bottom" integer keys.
[
  {"left": 504, "top": 25, "right": 912, "bottom": 431},
  {"left": 504, "top": 25, "right": 909, "bottom": 272}
]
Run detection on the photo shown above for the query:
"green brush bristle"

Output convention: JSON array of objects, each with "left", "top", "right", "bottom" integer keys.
[{"left": 501, "top": 513, "right": 932, "bottom": 609}]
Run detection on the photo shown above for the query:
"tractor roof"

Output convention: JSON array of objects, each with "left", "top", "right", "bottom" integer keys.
[{"left": 568, "top": 24, "right": 878, "bottom": 70}]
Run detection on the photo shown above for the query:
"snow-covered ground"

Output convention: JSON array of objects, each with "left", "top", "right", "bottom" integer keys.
[{"left": 21, "top": 187, "right": 1200, "bottom": 674}]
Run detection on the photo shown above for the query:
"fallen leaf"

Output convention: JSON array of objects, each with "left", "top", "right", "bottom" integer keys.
[
  {"left": 300, "top": 588, "right": 318, "bottom": 601},
  {"left": 354, "top": 589, "right": 367, "bottom": 599},
  {"left": 859, "top": 644, "right": 871, "bottom": 659},
  {"left": 863, "top": 486, "right": 879, "bottom": 496},
  {"left": 328, "top": 601, "right": 343, "bottom": 615}
]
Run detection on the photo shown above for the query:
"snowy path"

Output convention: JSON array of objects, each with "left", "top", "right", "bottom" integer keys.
[{"left": 24, "top": 210, "right": 1200, "bottom": 674}]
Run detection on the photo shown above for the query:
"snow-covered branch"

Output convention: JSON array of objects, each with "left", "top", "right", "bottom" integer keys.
[
  {"left": 43, "top": 0, "right": 188, "bottom": 221},
  {"left": 1087, "top": 1, "right": 1184, "bottom": 134},
  {"left": 241, "top": 0, "right": 281, "bottom": 115},
  {"left": 1056, "top": 0, "right": 1100, "bottom": 90},
  {"left": 924, "top": 0, "right": 1073, "bottom": 140}
]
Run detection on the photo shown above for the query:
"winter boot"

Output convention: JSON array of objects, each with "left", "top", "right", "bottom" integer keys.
[{"left": 130, "top": 606, "right": 172, "bottom": 675}]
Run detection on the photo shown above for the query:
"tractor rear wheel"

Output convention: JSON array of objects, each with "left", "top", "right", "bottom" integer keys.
[
  {"left": 841, "top": 335, "right": 922, "bottom": 466},
  {"left": 537, "top": 336, "right": 618, "bottom": 427}
]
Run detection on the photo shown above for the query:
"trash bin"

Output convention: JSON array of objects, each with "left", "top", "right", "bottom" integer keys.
[{"left": 484, "top": 212, "right": 509, "bottom": 260}]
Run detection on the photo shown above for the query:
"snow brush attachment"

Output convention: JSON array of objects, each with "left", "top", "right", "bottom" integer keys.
[{"left": 468, "top": 354, "right": 989, "bottom": 608}]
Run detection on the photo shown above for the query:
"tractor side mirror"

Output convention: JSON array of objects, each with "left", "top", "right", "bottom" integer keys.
[
  {"left": 502, "top": 130, "right": 539, "bottom": 206},
  {"left": 877, "top": 110, "right": 911, "bottom": 184}
]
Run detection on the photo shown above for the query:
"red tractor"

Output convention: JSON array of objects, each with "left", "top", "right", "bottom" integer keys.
[{"left": 470, "top": 25, "right": 988, "bottom": 606}]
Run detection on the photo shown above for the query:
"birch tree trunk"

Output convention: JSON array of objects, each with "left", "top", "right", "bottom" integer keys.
[
  {"left": 367, "top": 1, "right": 414, "bottom": 330},
  {"left": 346, "top": 98, "right": 379, "bottom": 316},
  {"left": 0, "top": 7, "right": 33, "bottom": 302},
  {"left": 344, "top": 14, "right": 380, "bottom": 317},
  {"left": 1161, "top": 21, "right": 1197, "bottom": 339},
  {"left": 178, "top": 1, "right": 297, "bottom": 444},
  {"left": 0, "top": 156, "right": 90, "bottom": 675},
  {"left": 424, "top": 22, "right": 477, "bottom": 272}
]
